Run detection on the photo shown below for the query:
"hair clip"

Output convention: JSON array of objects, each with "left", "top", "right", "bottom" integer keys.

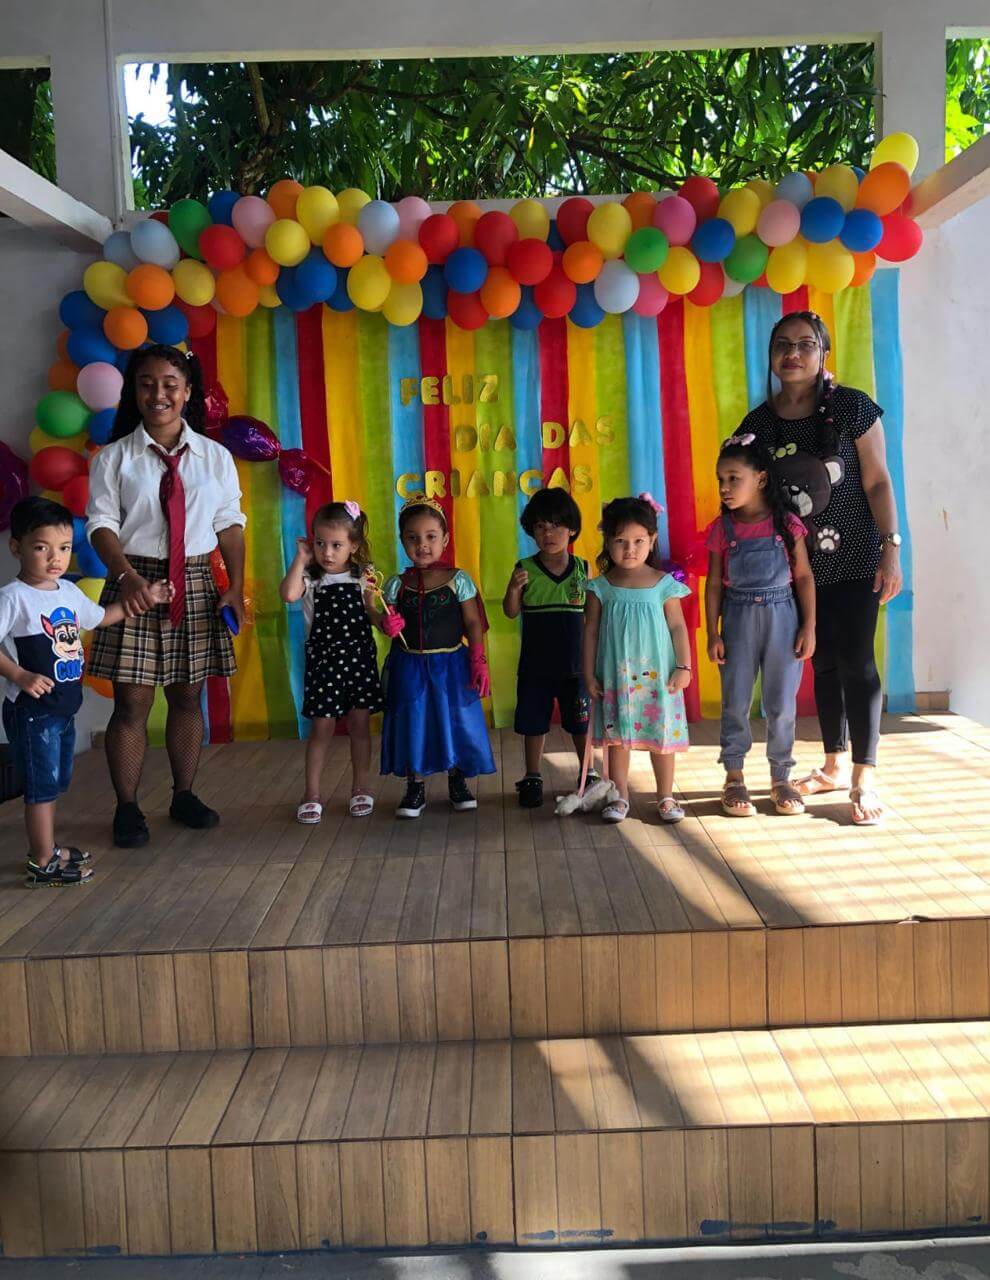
[
  {"left": 343, "top": 499, "right": 361, "bottom": 520},
  {"left": 637, "top": 491, "right": 665, "bottom": 514},
  {"left": 721, "top": 432, "right": 755, "bottom": 449}
]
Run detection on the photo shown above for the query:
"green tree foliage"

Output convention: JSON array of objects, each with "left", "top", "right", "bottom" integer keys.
[
  {"left": 946, "top": 38, "right": 990, "bottom": 160},
  {"left": 0, "top": 70, "right": 55, "bottom": 180}
]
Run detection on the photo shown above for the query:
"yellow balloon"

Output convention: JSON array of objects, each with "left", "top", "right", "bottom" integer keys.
[
  {"left": 76, "top": 577, "right": 105, "bottom": 605},
  {"left": 657, "top": 246, "right": 701, "bottom": 295},
  {"left": 871, "top": 132, "right": 919, "bottom": 175},
  {"left": 815, "top": 164, "right": 859, "bottom": 212},
  {"left": 346, "top": 254, "right": 391, "bottom": 310},
  {"left": 264, "top": 218, "right": 310, "bottom": 267},
  {"left": 172, "top": 258, "right": 216, "bottom": 306},
  {"left": 745, "top": 178, "right": 775, "bottom": 208},
  {"left": 39, "top": 490, "right": 63, "bottom": 503},
  {"left": 337, "top": 188, "right": 371, "bottom": 226},
  {"left": 382, "top": 281, "right": 423, "bottom": 327},
  {"left": 257, "top": 283, "right": 281, "bottom": 308},
  {"left": 510, "top": 198, "right": 550, "bottom": 242},
  {"left": 28, "top": 425, "right": 85, "bottom": 455},
  {"left": 296, "top": 186, "right": 339, "bottom": 243},
  {"left": 83, "top": 261, "right": 129, "bottom": 310},
  {"left": 805, "top": 242, "right": 855, "bottom": 293},
  {"left": 718, "top": 187, "right": 761, "bottom": 236},
  {"left": 586, "top": 202, "right": 632, "bottom": 260},
  {"left": 765, "top": 241, "right": 808, "bottom": 294}
]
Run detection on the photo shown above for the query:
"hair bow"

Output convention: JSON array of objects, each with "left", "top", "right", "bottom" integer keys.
[
  {"left": 721, "top": 432, "right": 755, "bottom": 449},
  {"left": 343, "top": 499, "right": 361, "bottom": 520},
  {"left": 637, "top": 492, "right": 665, "bottom": 514}
]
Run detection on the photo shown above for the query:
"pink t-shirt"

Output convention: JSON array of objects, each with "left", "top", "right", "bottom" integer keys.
[{"left": 705, "top": 513, "right": 807, "bottom": 585}]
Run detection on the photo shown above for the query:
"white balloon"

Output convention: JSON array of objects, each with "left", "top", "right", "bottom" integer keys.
[
  {"left": 103, "top": 230, "right": 140, "bottom": 272},
  {"left": 593, "top": 259, "right": 640, "bottom": 314},
  {"left": 358, "top": 200, "right": 400, "bottom": 255},
  {"left": 721, "top": 275, "right": 747, "bottom": 298},
  {"left": 131, "top": 218, "right": 181, "bottom": 269}
]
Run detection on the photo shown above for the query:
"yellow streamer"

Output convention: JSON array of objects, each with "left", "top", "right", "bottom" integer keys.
[
  {"left": 445, "top": 321, "right": 482, "bottom": 589},
  {"left": 565, "top": 321, "right": 601, "bottom": 567}
]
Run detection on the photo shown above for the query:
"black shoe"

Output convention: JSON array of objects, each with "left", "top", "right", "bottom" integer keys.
[
  {"left": 515, "top": 774, "right": 544, "bottom": 808},
  {"left": 396, "top": 779, "right": 426, "bottom": 819},
  {"left": 25, "top": 854, "right": 93, "bottom": 888},
  {"left": 448, "top": 769, "right": 477, "bottom": 812},
  {"left": 113, "top": 802, "right": 150, "bottom": 848},
  {"left": 169, "top": 790, "right": 220, "bottom": 829}
]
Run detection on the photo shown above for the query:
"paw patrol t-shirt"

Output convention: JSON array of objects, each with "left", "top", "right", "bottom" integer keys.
[{"left": 0, "top": 579, "right": 105, "bottom": 715}]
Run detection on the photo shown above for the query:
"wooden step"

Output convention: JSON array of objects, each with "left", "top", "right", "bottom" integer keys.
[{"left": 2, "top": 1019, "right": 989, "bottom": 1256}]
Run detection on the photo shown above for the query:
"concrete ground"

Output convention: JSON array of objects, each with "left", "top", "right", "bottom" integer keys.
[{"left": 3, "top": 1239, "right": 990, "bottom": 1280}]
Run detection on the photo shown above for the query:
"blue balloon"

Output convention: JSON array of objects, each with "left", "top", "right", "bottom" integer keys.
[
  {"left": 569, "top": 283, "right": 605, "bottom": 329},
  {"left": 144, "top": 306, "right": 189, "bottom": 345},
  {"left": 295, "top": 250, "right": 337, "bottom": 305},
  {"left": 87, "top": 407, "right": 117, "bottom": 444},
  {"left": 852, "top": 165, "right": 866, "bottom": 181},
  {"left": 275, "top": 267, "right": 311, "bottom": 312},
  {"left": 839, "top": 208, "right": 883, "bottom": 253},
  {"left": 326, "top": 268, "right": 355, "bottom": 313},
  {"left": 59, "top": 291, "right": 105, "bottom": 330},
  {"left": 800, "top": 196, "right": 845, "bottom": 244},
  {"left": 71, "top": 516, "right": 88, "bottom": 552},
  {"left": 67, "top": 328, "right": 117, "bottom": 367},
  {"left": 691, "top": 217, "right": 736, "bottom": 263},
  {"left": 421, "top": 266, "right": 448, "bottom": 320},
  {"left": 208, "top": 191, "right": 240, "bottom": 226},
  {"left": 775, "top": 171, "right": 814, "bottom": 209},
  {"left": 547, "top": 219, "right": 565, "bottom": 252},
  {"left": 103, "top": 230, "right": 140, "bottom": 272},
  {"left": 509, "top": 286, "right": 542, "bottom": 331},
  {"left": 75, "top": 539, "right": 107, "bottom": 578},
  {"left": 444, "top": 247, "right": 487, "bottom": 293}
]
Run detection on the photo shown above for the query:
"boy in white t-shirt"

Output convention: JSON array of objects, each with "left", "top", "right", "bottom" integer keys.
[{"left": 0, "top": 497, "right": 169, "bottom": 886}]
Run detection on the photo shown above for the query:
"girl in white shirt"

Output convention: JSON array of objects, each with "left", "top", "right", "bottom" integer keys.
[{"left": 86, "top": 344, "right": 247, "bottom": 848}]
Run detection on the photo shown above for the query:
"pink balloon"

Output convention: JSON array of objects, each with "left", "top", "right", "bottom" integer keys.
[
  {"left": 395, "top": 196, "right": 432, "bottom": 242},
  {"left": 76, "top": 361, "right": 123, "bottom": 412},
  {"left": 231, "top": 195, "right": 276, "bottom": 249},
  {"left": 632, "top": 273, "right": 669, "bottom": 316},
  {"left": 279, "top": 448, "right": 317, "bottom": 495},
  {"left": 757, "top": 199, "right": 801, "bottom": 247},
  {"left": 652, "top": 195, "right": 696, "bottom": 246}
]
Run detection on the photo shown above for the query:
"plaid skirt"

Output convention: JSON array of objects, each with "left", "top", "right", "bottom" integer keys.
[{"left": 87, "top": 553, "right": 237, "bottom": 686}]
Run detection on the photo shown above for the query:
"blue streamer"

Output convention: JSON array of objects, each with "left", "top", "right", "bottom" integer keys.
[
  {"left": 624, "top": 313, "right": 670, "bottom": 560},
  {"left": 743, "top": 287, "right": 780, "bottom": 409},
  {"left": 388, "top": 323, "right": 425, "bottom": 568},
  {"left": 273, "top": 309, "right": 308, "bottom": 737},
  {"left": 511, "top": 326, "right": 542, "bottom": 561}
]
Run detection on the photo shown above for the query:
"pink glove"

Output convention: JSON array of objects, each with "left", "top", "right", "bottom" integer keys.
[
  {"left": 468, "top": 642, "right": 491, "bottom": 699},
  {"left": 382, "top": 609, "right": 406, "bottom": 638}
]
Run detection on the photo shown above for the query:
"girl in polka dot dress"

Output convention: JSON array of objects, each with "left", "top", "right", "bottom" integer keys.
[{"left": 280, "top": 501, "right": 385, "bottom": 823}]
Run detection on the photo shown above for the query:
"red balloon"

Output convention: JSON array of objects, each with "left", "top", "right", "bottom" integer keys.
[
  {"left": 150, "top": 210, "right": 170, "bottom": 226},
  {"left": 175, "top": 297, "right": 217, "bottom": 339},
  {"left": 506, "top": 238, "right": 553, "bottom": 285},
  {"left": 199, "top": 224, "right": 246, "bottom": 271},
  {"left": 534, "top": 266, "right": 577, "bottom": 319},
  {"left": 29, "top": 446, "right": 88, "bottom": 491},
  {"left": 62, "top": 474, "right": 89, "bottom": 517},
  {"left": 556, "top": 197, "right": 594, "bottom": 245},
  {"left": 418, "top": 213, "right": 460, "bottom": 265},
  {"left": 752, "top": 272, "right": 769, "bottom": 288},
  {"left": 688, "top": 262, "right": 725, "bottom": 307},
  {"left": 0, "top": 442, "right": 29, "bottom": 532},
  {"left": 447, "top": 289, "right": 489, "bottom": 331},
  {"left": 679, "top": 176, "right": 721, "bottom": 221},
  {"left": 474, "top": 211, "right": 519, "bottom": 266},
  {"left": 877, "top": 212, "right": 923, "bottom": 263},
  {"left": 278, "top": 449, "right": 315, "bottom": 496}
]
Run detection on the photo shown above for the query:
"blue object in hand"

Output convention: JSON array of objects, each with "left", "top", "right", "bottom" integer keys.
[{"left": 220, "top": 605, "right": 239, "bottom": 636}]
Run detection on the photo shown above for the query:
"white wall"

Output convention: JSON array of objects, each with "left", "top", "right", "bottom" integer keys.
[{"left": 0, "top": 222, "right": 109, "bottom": 748}]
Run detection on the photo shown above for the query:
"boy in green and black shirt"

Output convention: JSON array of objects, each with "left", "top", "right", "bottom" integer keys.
[{"left": 503, "top": 488, "right": 590, "bottom": 808}]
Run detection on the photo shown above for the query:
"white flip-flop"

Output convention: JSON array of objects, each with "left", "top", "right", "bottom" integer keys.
[
  {"left": 658, "top": 795, "right": 685, "bottom": 824},
  {"left": 349, "top": 793, "right": 374, "bottom": 818},
  {"left": 296, "top": 801, "right": 323, "bottom": 824},
  {"left": 601, "top": 798, "right": 630, "bottom": 824}
]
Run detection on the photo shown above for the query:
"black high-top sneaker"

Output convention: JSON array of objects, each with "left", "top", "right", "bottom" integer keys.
[
  {"left": 396, "top": 778, "right": 427, "bottom": 819},
  {"left": 448, "top": 769, "right": 477, "bottom": 811}
]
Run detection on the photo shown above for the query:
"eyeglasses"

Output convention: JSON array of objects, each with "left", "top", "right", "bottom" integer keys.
[{"left": 772, "top": 338, "right": 819, "bottom": 356}]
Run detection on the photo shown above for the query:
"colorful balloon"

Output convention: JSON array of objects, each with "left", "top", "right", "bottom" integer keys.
[
  {"left": 383, "top": 281, "right": 424, "bottom": 327},
  {"left": 61, "top": 474, "right": 89, "bottom": 517},
  {"left": 394, "top": 196, "right": 432, "bottom": 242},
  {"left": 622, "top": 191, "right": 658, "bottom": 231},
  {"left": 839, "top": 209, "right": 883, "bottom": 253},
  {"left": 561, "top": 240, "right": 604, "bottom": 285},
  {"left": 593, "top": 259, "right": 639, "bottom": 313},
  {"left": 765, "top": 241, "right": 808, "bottom": 294},
  {"left": 652, "top": 196, "right": 696, "bottom": 247},
  {"left": 168, "top": 198, "right": 211, "bottom": 259},
  {"left": 756, "top": 199, "right": 801, "bottom": 247},
  {"left": 556, "top": 197, "right": 594, "bottom": 245},
  {"left": 506, "top": 238, "right": 553, "bottom": 286},
  {"left": 775, "top": 172, "right": 814, "bottom": 209},
  {"left": 447, "top": 289, "right": 488, "bottom": 331},
  {"left": 232, "top": 195, "right": 276, "bottom": 248},
  {"left": 632, "top": 273, "right": 669, "bottom": 317},
  {"left": 323, "top": 222, "right": 365, "bottom": 268},
  {"left": 29, "top": 445, "right": 88, "bottom": 491},
  {"left": 59, "top": 291, "right": 104, "bottom": 330},
  {"left": 207, "top": 191, "right": 240, "bottom": 225},
  {"left": 221, "top": 416, "right": 280, "bottom": 461},
  {"left": 800, "top": 196, "right": 845, "bottom": 244},
  {"left": 443, "top": 247, "right": 487, "bottom": 293},
  {"left": 418, "top": 214, "right": 459, "bottom": 265},
  {"left": 103, "top": 306, "right": 149, "bottom": 350},
  {"left": 77, "top": 361, "right": 123, "bottom": 412},
  {"left": 67, "top": 328, "right": 117, "bottom": 369},
  {"left": 125, "top": 263, "right": 175, "bottom": 310},
  {"left": 479, "top": 266, "right": 521, "bottom": 319},
  {"left": 447, "top": 200, "right": 482, "bottom": 246},
  {"left": 83, "top": 261, "right": 129, "bottom": 310},
  {"left": 509, "top": 199, "right": 550, "bottom": 241},
  {"left": 199, "top": 224, "right": 246, "bottom": 271},
  {"left": 172, "top": 258, "right": 216, "bottom": 307},
  {"left": 358, "top": 200, "right": 401, "bottom": 255},
  {"left": 871, "top": 132, "right": 919, "bottom": 175},
  {"left": 244, "top": 247, "right": 281, "bottom": 286},
  {"left": 347, "top": 254, "right": 392, "bottom": 310},
  {"left": 815, "top": 164, "right": 859, "bottom": 212},
  {"left": 692, "top": 217, "right": 735, "bottom": 263},
  {"left": 624, "top": 226, "right": 669, "bottom": 274},
  {"left": 805, "top": 242, "right": 855, "bottom": 292},
  {"left": 267, "top": 179, "right": 304, "bottom": 220},
  {"left": 718, "top": 187, "right": 761, "bottom": 236},
  {"left": 103, "top": 230, "right": 140, "bottom": 272},
  {"left": 296, "top": 186, "right": 339, "bottom": 243},
  {"left": 36, "top": 391, "right": 90, "bottom": 440},
  {"left": 47, "top": 360, "right": 81, "bottom": 394},
  {"left": 877, "top": 212, "right": 923, "bottom": 262},
  {"left": 508, "top": 286, "right": 542, "bottom": 330},
  {"left": 130, "top": 217, "right": 180, "bottom": 268},
  {"left": 0, "top": 443, "right": 29, "bottom": 532},
  {"left": 384, "top": 239, "right": 428, "bottom": 285},
  {"left": 336, "top": 188, "right": 372, "bottom": 226},
  {"left": 145, "top": 306, "right": 188, "bottom": 346},
  {"left": 421, "top": 266, "right": 449, "bottom": 320},
  {"left": 724, "top": 234, "right": 769, "bottom": 283},
  {"left": 569, "top": 283, "right": 606, "bottom": 328},
  {"left": 534, "top": 266, "right": 576, "bottom": 318},
  {"left": 587, "top": 202, "right": 632, "bottom": 260},
  {"left": 688, "top": 262, "right": 725, "bottom": 307},
  {"left": 214, "top": 266, "right": 261, "bottom": 317},
  {"left": 856, "top": 162, "right": 911, "bottom": 217},
  {"left": 658, "top": 246, "right": 701, "bottom": 295},
  {"left": 474, "top": 211, "right": 519, "bottom": 266},
  {"left": 678, "top": 176, "right": 721, "bottom": 221},
  {"left": 265, "top": 218, "right": 310, "bottom": 267}
]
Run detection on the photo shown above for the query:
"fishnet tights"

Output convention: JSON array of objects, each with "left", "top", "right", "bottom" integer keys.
[{"left": 105, "top": 682, "right": 205, "bottom": 803}]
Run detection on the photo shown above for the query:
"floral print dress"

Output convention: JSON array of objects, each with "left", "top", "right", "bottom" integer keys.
[{"left": 586, "top": 574, "right": 691, "bottom": 752}]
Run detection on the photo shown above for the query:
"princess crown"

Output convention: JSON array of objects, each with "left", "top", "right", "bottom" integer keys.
[{"left": 400, "top": 493, "right": 448, "bottom": 526}]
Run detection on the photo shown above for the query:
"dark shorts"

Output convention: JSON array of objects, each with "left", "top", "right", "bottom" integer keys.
[
  {"left": 2, "top": 699, "right": 75, "bottom": 805},
  {"left": 514, "top": 673, "right": 590, "bottom": 737}
]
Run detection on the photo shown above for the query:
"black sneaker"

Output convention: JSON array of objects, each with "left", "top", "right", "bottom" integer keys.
[
  {"left": 448, "top": 769, "right": 477, "bottom": 811},
  {"left": 396, "top": 779, "right": 426, "bottom": 819},
  {"left": 515, "top": 774, "right": 544, "bottom": 808},
  {"left": 113, "top": 802, "right": 150, "bottom": 848},
  {"left": 25, "top": 855, "right": 93, "bottom": 888},
  {"left": 169, "top": 790, "right": 220, "bottom": 829}
]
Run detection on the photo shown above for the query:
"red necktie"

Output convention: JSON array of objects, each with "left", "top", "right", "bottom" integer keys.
[{"left": 151, "top": 444, "right": 188, "bottom": 628}]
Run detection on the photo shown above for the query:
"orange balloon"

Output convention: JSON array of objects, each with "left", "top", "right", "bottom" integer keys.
[
  {"left": 214, "top": 266, "right": 260, "bottom": 318},
  {"left": 384, "top": 239, "right": 428, "bottom": 285},
  {"left": 323, "top": 222, "right": 364, "bottom": 268},
  {"left": 267, "top": 178, "right": 304, "bottom": 220},
  {"left": 125, "top": 263, "right": 175, "bottom": 310},
  {"left": 623, "top": 191, "right": 657, "bottom": 231},
  {"left": 448, "top": 200, "right": 482, "bottom": 247},
  {"left": 849, "top": 250, "right": 877, "bottom": 288},
  {"left": 562, "top": 240, "right": 604, "bottom": 284},
  {"left": 103, "top": 305, "right": 149, "bottom": 350},
  {"left": 47, "top": 359, "right": 80, "bottom": 393},
  {"left": 856, "top": 162, "right": 910, "bottom": 216},
  {"left": 56, "top": 329, "right": 71, "bottom": 361},
  {"left": 244, "top": 247, "right": 280, "bottom": 286},
  {"left": 479, "top": 265, "right": 522, "bottom": 319}
]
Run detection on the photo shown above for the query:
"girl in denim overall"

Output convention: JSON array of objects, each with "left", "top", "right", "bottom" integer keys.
[{"left": 704, "top": 436, "right": 816, "bottom": 817}]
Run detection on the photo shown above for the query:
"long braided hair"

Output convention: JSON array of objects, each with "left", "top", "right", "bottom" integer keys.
[
  {"left": 718, "top": 437, "right": 797, "bottom": 553},
  {"left": 111, "top": 344, "right": 207, "bottom": 441},
  {"left": 766, "top": 311, "right": 838, "bottom": 455}
]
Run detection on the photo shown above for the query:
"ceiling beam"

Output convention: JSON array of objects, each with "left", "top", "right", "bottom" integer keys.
[
  {"left": 0, "top": 148, "right": 109, "bottom": 251},
  {"left": 910, "top": 133, "right": 990, "bottom": 229}
]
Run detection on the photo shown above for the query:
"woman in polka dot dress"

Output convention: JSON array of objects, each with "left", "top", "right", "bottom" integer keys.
[{"left": 280, "top": 501, "right": 385, "bottom": 823}]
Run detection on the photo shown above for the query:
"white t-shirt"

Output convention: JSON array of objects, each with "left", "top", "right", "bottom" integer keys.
[
  {"left": 0, "top": 578, "right": 105, "bottom": 715},
  {"left": 301, "top": 570, "right": 366, "bottom": 638}
]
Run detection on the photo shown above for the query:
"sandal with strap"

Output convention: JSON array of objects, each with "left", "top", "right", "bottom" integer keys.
[
  {"left": 658, "top": 796, "right": 685, "bottom": 824},
  {"left": 771, "top": 782, "right": 806, "bottom": 816},
  {"left": 850, "top": 787, "right": 884, "bottom": 827},
  {"left": 795, "top": 767, "right": 850, "bottom": 796},
  {"left": 349, "top": 793, "right": 374, "bottom": 818},
  {"left": 25, "top": 856, "right": 93, "bottom": 888},
  {"left": 296, "top": 801, "right": 323, "bottom": 825},
  {"left": 26, "top": 845, "right": 91, "bottom": 868},
  {"left": 721, "top": 780, "right": 756, "bottom": 818},
  {"left": 601, "top": 798, "right": 630, "bottom": 824}
]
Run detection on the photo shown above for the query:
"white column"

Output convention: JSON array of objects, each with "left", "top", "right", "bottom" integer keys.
[{"left": 876, "top": 15, "right": 947, "bottom": 181}]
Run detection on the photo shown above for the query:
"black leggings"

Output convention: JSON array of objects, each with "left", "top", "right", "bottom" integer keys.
[{"left": 812, "top": 579, "right": 882, "bottom": 767}]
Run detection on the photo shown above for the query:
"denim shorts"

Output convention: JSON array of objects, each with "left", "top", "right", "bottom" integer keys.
[{"left": 2, "top": 699, "right": 76, "bottom": 805}]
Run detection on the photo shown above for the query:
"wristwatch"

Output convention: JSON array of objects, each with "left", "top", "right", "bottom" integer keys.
[{"left": 880, "top": 532, "right": 902, "bottom": 548}]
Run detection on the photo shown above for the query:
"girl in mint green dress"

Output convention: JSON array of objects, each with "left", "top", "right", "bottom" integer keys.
[{"left": 582, "top": 495, "right": 693, "bottom": 824}]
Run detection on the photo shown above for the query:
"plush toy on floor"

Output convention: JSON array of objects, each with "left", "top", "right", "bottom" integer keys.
[{"left": 554, "top": 742, "right": 620, "bottom": 815}]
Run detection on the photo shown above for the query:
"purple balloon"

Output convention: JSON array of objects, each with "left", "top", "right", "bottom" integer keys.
[
  {"left": 278, "top": 448, "right": 316, "bottom": 496},
  {"left": 0, "top": 443, "right": 29, "bottom": 532},
  {"left": 220, "top": 416, "right": 280, "bottom": 462}
]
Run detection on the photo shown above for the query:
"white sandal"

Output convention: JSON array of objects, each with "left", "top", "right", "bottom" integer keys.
[
  {"left": 795, "top": 767, "right": 850, "bottom": 796},
  {"left": 349, "top": 793, "right": 374, "bottom": 818},
  {"left": 658, "top": 795, "right": 685, "bottom": 824},
  {"left": 296, "top": 801, "right": 323, "bottom": 824},
  {"left": 602, "top": 798, "right": 630, "bottom": 824},
  {"left": 850, "top": 787, "right": 884, "bottom": 827}
]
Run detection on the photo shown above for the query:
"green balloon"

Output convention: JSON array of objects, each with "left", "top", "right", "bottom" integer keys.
[
  {"left": 624, "top": 226, "right": 669, "bottom": 274},
  {"left": 36, "top": 391, "right": 90, "bottom": 439},
  {"left": 168, "top": 198, "right": 211, "bottom": 260},
  {"left": 725, "top": 234, "right": 769, "bottom": 283}
]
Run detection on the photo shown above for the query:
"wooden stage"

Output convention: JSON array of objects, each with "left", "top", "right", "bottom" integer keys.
[{"left": 2, "top": 714, "right": 990, "bottom": 1256}]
